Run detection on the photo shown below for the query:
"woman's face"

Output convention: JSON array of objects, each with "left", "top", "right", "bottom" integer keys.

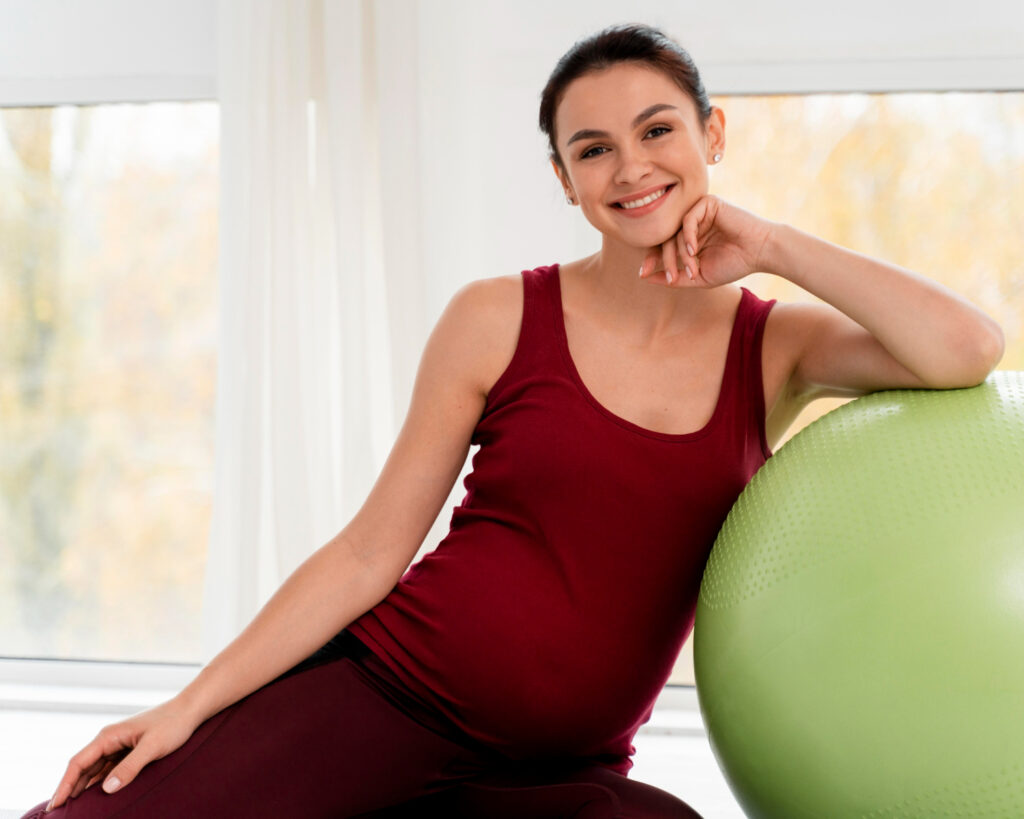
[{"left": 553, "top": 62, "right": 724, "bottom": 249}]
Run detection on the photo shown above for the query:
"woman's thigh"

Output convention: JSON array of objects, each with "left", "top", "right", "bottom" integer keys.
[
  {"left": 21, "top": 652, "right": 491, "bottom": 819},
  {"left": 358, "top": 758, "right": 704, "bottom": 819}
]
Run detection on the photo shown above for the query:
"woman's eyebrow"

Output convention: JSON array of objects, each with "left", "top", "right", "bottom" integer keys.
[{"left": 566, "top": 103, "right": 679, "bottom": 147}]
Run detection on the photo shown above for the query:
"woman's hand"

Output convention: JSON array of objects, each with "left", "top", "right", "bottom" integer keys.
[
  {"left": 639, "top": 194, "right": 777, "bottom": 288},
  {"left": 46, "top": 697, "right": 203, "bottom": 812}
]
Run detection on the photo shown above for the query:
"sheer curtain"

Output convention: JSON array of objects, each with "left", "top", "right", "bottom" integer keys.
[
  {"left": 202, "top": 0, "right": 398, "bottom": 663},
  {"left": 200, "top": 0, "right": 584, "bottom": 667}
]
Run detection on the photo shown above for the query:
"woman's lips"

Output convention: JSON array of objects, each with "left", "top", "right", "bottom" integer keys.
[{"left": 610, "top": 184, "right": 675, "bottom": 218}]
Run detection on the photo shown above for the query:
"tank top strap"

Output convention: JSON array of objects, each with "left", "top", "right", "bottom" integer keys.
[
  {"left": 479, "top": 264, "right": 561, "bottom": 414},
  {"left": 524, "top": 263, "right": 561, "bottom": 350},
  {"left": 729, "top": 286, "right": 777, "bottom": 459}
]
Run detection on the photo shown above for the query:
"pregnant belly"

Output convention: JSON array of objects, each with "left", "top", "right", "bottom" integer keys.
[{"left": 394, "top": 562, "right": 675, "bottom": 756}]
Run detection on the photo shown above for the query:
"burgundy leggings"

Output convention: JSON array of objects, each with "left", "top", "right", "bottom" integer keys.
[{"left": 21, "top": 631, "right": 702, "bottom": 818}]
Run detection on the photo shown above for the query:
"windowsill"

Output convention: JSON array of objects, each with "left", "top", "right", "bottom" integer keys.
[
  {"left": 0, "top": 657, "right": 705, "bottom": 733},
  {"left": 0, "top": 657, "right": 199, "bottom": 715}
]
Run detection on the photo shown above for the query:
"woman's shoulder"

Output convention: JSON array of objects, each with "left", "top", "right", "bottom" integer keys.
[
  {"left": 456, "top": 272, "right": 524, "bottom": 323},
  {"left": 451, "top": 273, "right": 526, "bottom": 399}
]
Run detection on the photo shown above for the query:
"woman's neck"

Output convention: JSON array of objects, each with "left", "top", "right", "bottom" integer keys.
[{"left": 564, "top": 252, "right": 719, "bottom": 347}]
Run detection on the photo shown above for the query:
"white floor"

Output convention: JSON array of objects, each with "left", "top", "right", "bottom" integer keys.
[{"left": 0, "top": 691, "right": 746, "bottom": 817}]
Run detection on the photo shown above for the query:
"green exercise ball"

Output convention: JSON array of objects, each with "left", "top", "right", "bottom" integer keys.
[{"left": 694, "top": 370, "right": 1024, "bottom": 818}]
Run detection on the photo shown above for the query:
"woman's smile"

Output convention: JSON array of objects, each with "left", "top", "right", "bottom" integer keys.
[{"left": 609, "top": 183, "right": 676, "bottom": 218}]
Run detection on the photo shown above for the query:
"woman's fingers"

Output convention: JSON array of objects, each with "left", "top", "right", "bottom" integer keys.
[
  {"left": 639, "top": 246, "right": 689, "bottom": 286},
  {"left": 68, "top": 756, "right": 106, "bottom": 799},
  {"left": 686, "top": 195, "right": 712, "bottom": 252},
  {"left": 638, "top": 254, "right": 651, "bottom": 278},
  {"left": 660, "top": 235, "right": 680, "bottom": 283},
  {"left": 677, "top": 228, "right": 699, "bottom": 281},
  {"left": 73, "top": 754, "right": 121, "bottom": 799},
  {"left": 50, "top": 727, "right": 130, "bottom": 809},
  {"left": 50, "top": 739, "right": 105, "bottom": 809},
  {"left": 91, "top": 758, "right": 119, "bottom": 789}
]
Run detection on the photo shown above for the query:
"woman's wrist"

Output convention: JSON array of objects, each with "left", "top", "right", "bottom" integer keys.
[
  {"left": 756, "top": 220, "right": 792, "bottom": 277},
  {"left": 172, "top": 671, "right": 218, "bottom": 726}
]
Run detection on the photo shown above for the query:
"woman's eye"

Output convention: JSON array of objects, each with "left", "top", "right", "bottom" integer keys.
[{"left": 579, "top": 126, "right": 672, "bottom": 160}]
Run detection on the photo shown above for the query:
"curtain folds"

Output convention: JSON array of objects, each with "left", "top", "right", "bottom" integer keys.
[{"left": 203, "top": 0, "right": 395, "bottom": 663}]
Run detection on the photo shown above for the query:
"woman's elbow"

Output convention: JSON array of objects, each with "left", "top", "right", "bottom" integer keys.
[
  {"left": 977, "top": 319, "right": 1006, "bottom": 376},
  {"left": 952, "top": 321, "right": 1005, "bottom": 388}
]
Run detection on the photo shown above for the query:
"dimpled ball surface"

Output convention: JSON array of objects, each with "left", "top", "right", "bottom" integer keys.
[{"left": 694, "top": 370, "right": 1024, "bottom": 818}]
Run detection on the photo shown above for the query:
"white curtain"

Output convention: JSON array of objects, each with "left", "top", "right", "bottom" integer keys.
[
  {"left": 202, "top": 0, "right": 398, "bottom": 663},
  {"left": 197, "top": 0, "right": 705, "bottom": 665}
]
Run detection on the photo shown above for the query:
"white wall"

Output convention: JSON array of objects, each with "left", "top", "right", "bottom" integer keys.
[
  {"left": 0, "top": 0, "right": 216, "bottom": 105},
  {"left": 1, "top": 0, "right": 1021, "bottom": 108}
]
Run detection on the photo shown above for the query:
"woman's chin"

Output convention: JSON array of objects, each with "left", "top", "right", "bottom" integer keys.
[
  {"left": 589, "top": 208, "right": 685, "bottom": 250},
  {"left": 614, "top": 226, "right": 683, "bottom": 251}
]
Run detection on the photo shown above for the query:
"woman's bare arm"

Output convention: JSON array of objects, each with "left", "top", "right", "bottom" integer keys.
[
  {"left": 173, "top": 536, "right": 392, "bottom": 723},
  {"left": 758, "top": 222, "right": 1004, "bottom": 397},
  {"left": 171, "top": 275, "right": 512, "bottom": 724}
]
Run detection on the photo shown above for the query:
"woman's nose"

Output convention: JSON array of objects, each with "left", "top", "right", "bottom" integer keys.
[{"left": 612, "top": 146, "right": 653, "bottom": 185}]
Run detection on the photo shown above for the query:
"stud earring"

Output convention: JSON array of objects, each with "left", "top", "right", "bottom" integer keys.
[
  {"left": 712, "top": 153, "right": 722, "bottom": 163},
  {"left": 566, "top": 193, "right": 575, "bottom": 204}
]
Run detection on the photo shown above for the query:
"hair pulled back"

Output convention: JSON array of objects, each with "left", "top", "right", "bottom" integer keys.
[{"left": 538, "top": 23, "right": 712, "bottom": 174}]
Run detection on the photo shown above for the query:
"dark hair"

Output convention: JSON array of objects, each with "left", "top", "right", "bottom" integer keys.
[{"left": 538, "top": 23, "right": 712, "bottom": 174}]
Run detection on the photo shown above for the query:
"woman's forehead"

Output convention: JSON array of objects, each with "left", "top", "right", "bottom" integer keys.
[{"left": 557, "top": 64, "right": 695, "bottom": 133}]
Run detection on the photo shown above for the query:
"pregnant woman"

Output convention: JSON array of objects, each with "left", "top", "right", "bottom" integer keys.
[{"left": 27, "top": 21, "right": 1002, "bottom": 819}]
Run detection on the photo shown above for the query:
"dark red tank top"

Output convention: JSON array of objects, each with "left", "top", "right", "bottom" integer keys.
[{"left": 348, "top": 263, "right": 776, "bottom": 774}]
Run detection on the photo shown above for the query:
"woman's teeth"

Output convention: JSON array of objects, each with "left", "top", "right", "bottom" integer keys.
[{"left": 618, "top": 186, "right": 670, "bottom": 209}]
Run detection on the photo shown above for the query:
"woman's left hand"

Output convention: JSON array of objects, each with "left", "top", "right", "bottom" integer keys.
[{"left": 639, "top": 195, "right": 777, "bottom": 288}]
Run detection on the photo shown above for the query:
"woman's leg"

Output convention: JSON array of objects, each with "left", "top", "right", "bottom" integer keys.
[
  {"left": 358, "top": 758, "right": 704, "bottom": 819},
  {"left": 19, "top": 635, "right": 494, "bottom": 818}
]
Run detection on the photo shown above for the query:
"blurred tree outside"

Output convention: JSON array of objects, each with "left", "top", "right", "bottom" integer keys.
[{"left": 0, "top": 103, "right": 218, "bottom": 663}]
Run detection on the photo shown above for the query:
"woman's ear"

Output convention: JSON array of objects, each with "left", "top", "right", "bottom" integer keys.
[
  {"left": 706, "top": 106, "right": 726, "bottom": 160},
  {"left": 550, "top": 158, "right": 569, "bottom": 197}
]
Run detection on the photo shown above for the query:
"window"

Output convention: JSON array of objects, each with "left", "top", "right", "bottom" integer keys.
[
  {"left": 670, "top": 90, "right": 1024, "bottom": 686},
  {"left": 0, "top": 101, "right": 218, "bottom": 664}
]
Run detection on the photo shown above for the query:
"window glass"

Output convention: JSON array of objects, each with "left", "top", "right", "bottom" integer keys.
[{"left": 0, "top": 102, "right": 218, "bottom": 663}]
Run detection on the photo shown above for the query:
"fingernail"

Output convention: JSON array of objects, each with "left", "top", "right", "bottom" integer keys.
[
  {"left": 686, "top": 243, "right": 695, "bottom": 256},
  {"left": 45, "top": 799, "right": 53, "bottom": 813},
  {"left": 637, "top": 264, "right": 645, "bottom": 278},
  {"left": 685, "top": 265, "right": 693, "bottom": 280},
  {"left": 103, "top": 776, "right": 121, "bottom": 793}
]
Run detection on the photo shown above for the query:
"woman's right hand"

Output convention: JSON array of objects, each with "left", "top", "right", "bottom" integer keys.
[{"left": 46, "top": 696, "right": 204, "bottom": 812}]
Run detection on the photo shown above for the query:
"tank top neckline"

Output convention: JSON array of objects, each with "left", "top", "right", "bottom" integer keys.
[{"left": 548, "top": 261, "right": 748, "bottom": 443}]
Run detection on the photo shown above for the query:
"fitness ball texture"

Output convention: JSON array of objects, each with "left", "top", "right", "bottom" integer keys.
[{"left": 694, "top": 370, "right": 1024, "bottom": 818}]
